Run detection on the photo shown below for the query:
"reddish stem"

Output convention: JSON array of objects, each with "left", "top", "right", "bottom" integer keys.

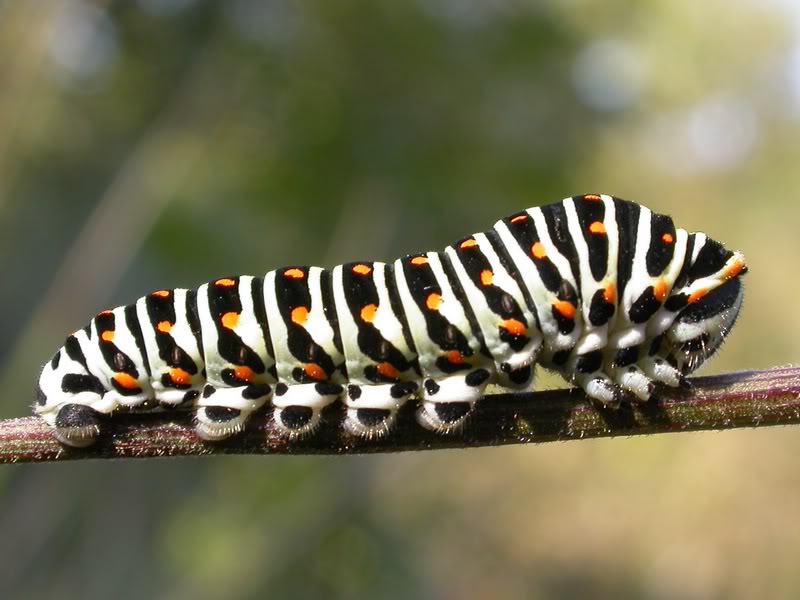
[{"left": 2, "top": 367, "right": 798, "bottom": 464}]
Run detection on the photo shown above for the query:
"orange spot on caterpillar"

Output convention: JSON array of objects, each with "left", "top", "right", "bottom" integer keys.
[
  {"left": 360, "top": 303, "right": 378, "bottom": 323},
  {"left": 352, "top": 264, "right": 372, "bottom": 276},
  {"left": 152, "top": 290, "right": 171, "bottom": 298},
  {"left": 291, "top": 306, "right": 309, "bottom": 326},
  {"left": 101, "top": 330, "right": 115, "bottom": 343},
  {"left": 169, "top": 368, "right": 192, "bottom": 386},
  {"left": 603, "top": 283, "right": 617, "bottom": 305},
  {"left": 480, "top": 270, "right": 494, "bottom": 286},
  {"left": 446, "top": 350, "right": 465, "bottom": 364},
  {"left": 688, "top": 288, "right": 709, "bottom": 304},
  {"left": 501, "top": 319, "right": 527, "bottom": 336},
  {"left": 426, "top": 293, "right": 443, "bottom": 311},
  {"left": 531, "top": 242, "right": 547, "bottom": 259},
  {"left": 459, "top": 239, "right": 478, "bottom": 249},
  {"left": 654, "top": 279, "right": 668, "bottom": 303},
  {"left": 662, "top": 233, "right": 674, "bottom": 244},
  {"left": 584, "top": 194, "right": 602, "bottom": 201},
  {"left": 284, "top": 268, "right": 305, "bottom": 279},
  {"left": 113, "top": 373, "right": 139, "bottom": 390},
  {"left": 98, "top": 310, "right": 113, "bottom": 316},
  {"left": 377, "top": 362, "right": 400, "bottom": 380},
  {"left": 215, "top": 278, "right": 236, "bottom": 288},
  {"left": 234, "top": 366, "right": 256, "bottom": 383},
  {"left": 553, "top": 301, "right": 576, "bottom": 320},
  {"left": 589, "top": 221, "right": 607, "bottom": 235},
  {"left": 410, "top": 256, "right": 429, "bottom": 266},
  {"left": 157, "top": 321, "right": 173, "bottom": 334},
  {"left": 510, "top": 214, "right": 528, "bottom": 224},
  {"left": 304, "top": 363, "right": 327, "bottom": 381},
  {"left": 726, "top": 259, "right": 746, "bottom": 279},
  {"left": 221, "top": 312, "right": 239, "bottom": 330}
]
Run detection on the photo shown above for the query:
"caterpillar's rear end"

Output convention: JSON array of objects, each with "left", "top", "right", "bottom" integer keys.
[{"left": 35, "top": 194, "right": 747, "bottom": 448}]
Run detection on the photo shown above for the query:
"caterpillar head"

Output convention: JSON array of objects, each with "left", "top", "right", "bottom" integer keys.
[{"left": 666, "top": 236, "right": 746, "bottom": 374}]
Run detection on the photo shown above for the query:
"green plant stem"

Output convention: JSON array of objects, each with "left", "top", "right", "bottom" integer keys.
[{"left": 1, "top": 367, "right": 798, "bottom": 464}]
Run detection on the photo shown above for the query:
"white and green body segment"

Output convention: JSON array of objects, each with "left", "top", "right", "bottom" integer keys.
[{"left": 35, "top": 195, "right": 747, "bottom": 447}]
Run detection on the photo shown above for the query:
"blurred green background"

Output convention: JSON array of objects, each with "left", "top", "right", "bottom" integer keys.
[{"left": 0, "top": 0, "right": 799, "bottom": 598}]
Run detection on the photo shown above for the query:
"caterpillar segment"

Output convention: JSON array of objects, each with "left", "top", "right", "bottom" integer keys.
[
  {"left": 393, "top": 251, "right": 499, "bottom": 432},
  {"left": 193, "top": 276, "right": 274, "bottom": 440},
  {"left": 332, "top": 261, "right": 419, "bottom": 438},
  {"left": 262, "top": 266, "right": 347, "bottom": 436},
  {"left": 34, "top": 194, "right": 747, "bottom": 447}
]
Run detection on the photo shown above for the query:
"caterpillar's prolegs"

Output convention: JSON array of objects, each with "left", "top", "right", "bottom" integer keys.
[{"left": 53, "top": 404, "right": 102, "bottom": 448}]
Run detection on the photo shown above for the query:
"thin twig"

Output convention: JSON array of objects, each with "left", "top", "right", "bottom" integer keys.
[{"left": 2, "top": 367, "right": 798, "bottom": 464}]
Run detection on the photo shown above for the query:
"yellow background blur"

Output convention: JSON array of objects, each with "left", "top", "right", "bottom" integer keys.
[{"left": 0, "top": 1, "right": 798, "bottom": 598}]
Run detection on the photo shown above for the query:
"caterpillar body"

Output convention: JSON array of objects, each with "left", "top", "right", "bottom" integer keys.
[{"left": 36, "top": 194, "right": 747, "bottom": 447}]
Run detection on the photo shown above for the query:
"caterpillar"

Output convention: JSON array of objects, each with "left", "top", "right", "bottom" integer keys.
[{"left": 35, "top": 194, "right": 747, "bottom": 447}]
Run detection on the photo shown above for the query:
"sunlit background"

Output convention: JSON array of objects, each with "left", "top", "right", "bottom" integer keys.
[{"left": 0, "top": 0, "right": 799, "bottom": 598}]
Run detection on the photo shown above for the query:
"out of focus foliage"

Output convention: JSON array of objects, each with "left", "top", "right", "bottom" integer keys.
[{"left": 1, "top": 1, "right": 799, "bottom": 598}]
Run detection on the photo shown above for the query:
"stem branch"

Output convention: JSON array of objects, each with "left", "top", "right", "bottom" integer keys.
[{"left": 3, "top": 367, "right": 798, "bottom": 464}]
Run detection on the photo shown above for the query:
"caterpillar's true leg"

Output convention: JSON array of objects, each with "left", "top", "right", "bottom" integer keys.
[
  {"left": 574, "top": 372, "right": 624, "bottom": 406},
  {"left": 568, "top": 350, "right": 624, "bottom": 406},
  {"left": 416, "top": 369, "right": 491, "bottom": 433},
  {"left": 634, "top": 333, "right": 688, "bottom": 388},
  {"left": 343, "top": 382, "right": 417, "bottom": 438},
  {"left": 271, "top": 382, "right": 343, "bottom": 436},
  {"left": 194, "top": 383, "right": 272, "bottom": 441},
  {"left": 607, "top": 347, "right": 654, "bottom": 401},
  {"left": 581, "top": 374, "right": 623, "bottom": 405},
  {"left": 640, "top": 356, "right": 684, "bottom": 388},
  {"left": 611, "top": 365, "right": 653, "bottom": 401}
]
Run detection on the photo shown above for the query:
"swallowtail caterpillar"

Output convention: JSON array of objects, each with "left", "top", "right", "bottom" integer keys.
[{"left": 36, "top": 194, "right": 747, "bottom": 447}]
